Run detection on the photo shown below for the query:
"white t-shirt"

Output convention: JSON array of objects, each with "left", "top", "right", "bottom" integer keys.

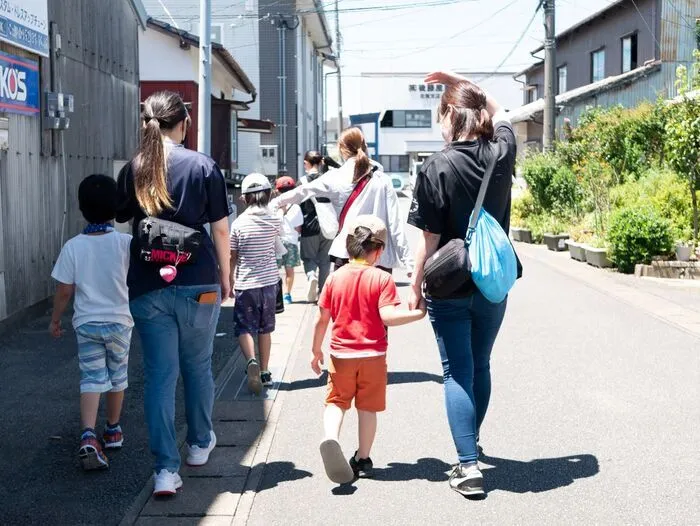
[
  {"left": 51, "top": 231, "right": 133, "bottom": 329},
  {"left": 277, "top": 204, "right": 303, "bottom": 245},
  {"left": 229, "top": 207, "right": 282, "bottom": 290}
]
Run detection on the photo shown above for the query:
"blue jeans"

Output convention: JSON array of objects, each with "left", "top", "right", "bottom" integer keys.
[
  {"left": 427, "top": 292, "right": 507, "bottom": 463},
  {"left": 130, "top": 285, "right": 221, "bottom": 472}
]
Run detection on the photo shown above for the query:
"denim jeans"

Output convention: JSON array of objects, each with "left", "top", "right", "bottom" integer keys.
[
  {"left": 130, "top": 285, "right": 221, "bottom": 472},
  {"left": 427, "top": 292, "right": 507, "bottom": 463}
]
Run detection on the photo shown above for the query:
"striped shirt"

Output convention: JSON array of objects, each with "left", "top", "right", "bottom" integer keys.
[{"left": 230, "top": 207, "right": 282, "bottom": 290}]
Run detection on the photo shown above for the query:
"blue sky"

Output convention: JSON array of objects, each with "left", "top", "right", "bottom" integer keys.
[{"left": 330, "top": 0, "right": 618, "bottom": 114}]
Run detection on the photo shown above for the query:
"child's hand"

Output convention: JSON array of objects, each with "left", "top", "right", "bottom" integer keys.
[
  {"left": 417, "top": 298, "right": 427, "bottom": 318},
  {"left": 49, "top": 320, "right": 63, "bottom": 339},
  {"left": 311, "top": 348, "right": 324, "bottom": 375}
]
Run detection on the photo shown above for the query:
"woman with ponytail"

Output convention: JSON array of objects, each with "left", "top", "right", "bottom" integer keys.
[
  {"left": 407, "top": 72, "right": 519, "bottom": 499},
  {"left": 116, "top": 91, "right": 232, "bottom": 496},
  {"left": 272, "top": 128, "right": 412, "bottom": 274}
]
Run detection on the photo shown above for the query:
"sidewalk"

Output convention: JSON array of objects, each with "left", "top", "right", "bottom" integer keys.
[{"left": 122, "top": 270, "right": 316, "bottom": 525}]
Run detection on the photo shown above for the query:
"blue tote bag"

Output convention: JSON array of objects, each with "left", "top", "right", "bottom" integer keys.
[{"left": 465, "top": 143, "right": 518, "bottom": 303}]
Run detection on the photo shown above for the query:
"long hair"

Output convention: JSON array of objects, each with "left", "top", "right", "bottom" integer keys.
[
  {"left": 133, "top": 91, "right": 189, "bottom": 216},
  {"left": 338, "top": 127, "right": 371, "bottom": 184},
  {"left": 438, "top": 82, "right": 494, "bottom": 142}
]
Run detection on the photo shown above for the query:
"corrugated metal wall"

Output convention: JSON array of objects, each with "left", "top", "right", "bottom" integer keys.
[{"left": 0, "top": 0, "right": 140, "bottom": 323}]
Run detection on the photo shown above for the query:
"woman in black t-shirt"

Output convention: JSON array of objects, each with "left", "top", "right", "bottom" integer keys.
[
  {"left": 116, "top": 92, "right": 231, "bottom": 497},
  {"left": 407, "top": 72, "right": 517, "bottom": 499}
]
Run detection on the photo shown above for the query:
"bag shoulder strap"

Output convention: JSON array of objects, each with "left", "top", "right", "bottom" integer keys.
[{"left": 338, "top": 165, "right": 376, "bottom": 231}]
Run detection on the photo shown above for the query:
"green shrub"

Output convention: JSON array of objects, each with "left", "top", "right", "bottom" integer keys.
[
  {"left": 510, "top": 191, "right": 536, "bottom": 228},
  {"left": 523, "top": 214, "right": 571, "bottom": 243},
  {"left": 607, "top": 206, "right": 674, "bottom": 273},
  {"left": 519, "top": 152, "right": 583, "bottom": 217},
  {"left": 611, "top": 168, "right": 693, "bottom": 241}
]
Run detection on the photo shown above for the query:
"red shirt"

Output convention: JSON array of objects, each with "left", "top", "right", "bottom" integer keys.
[{"left": 318, "top": 264, "right": 401, "bottom": 358}]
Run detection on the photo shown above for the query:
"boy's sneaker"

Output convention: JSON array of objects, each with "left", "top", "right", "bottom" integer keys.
[
  {"left": 306, "top": 272, "right": 319, "bottom": 303},
  {"left": 247, "top": 358, "right": 263, "bottom": 395},
  {"left": 186, "top": 430, "right": 217, "bottom": 466},
  {"left": 449, "top": 462, "right": 485, "bottom": 499},
  {"left": 319, "top": 439, "right": 355, "bottom": 484},
  {"left": 78, "top": 431, "right": 109, "bottom": 471},
  {"left": 283, "top": 293, "right": 293, "bottom": 304},
  {"left": 260, "top": 371, "right": 273, "bottom": 387},
  {"left": 349, "top": 451, "right": 374, "bottom": 478},
  {"left": 103, "top": 424, "right": 124, "bottom": 449},
  {"left": 153, "top": 469, "right": 183, "bottom": 496}
]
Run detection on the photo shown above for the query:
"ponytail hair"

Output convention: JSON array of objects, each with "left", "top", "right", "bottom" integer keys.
[
  {"left": 134, "top": 91, "right": 189, "bottom": 216},
  {"left": 338, "top": 127, "right": 372, "bottom": 184},
  {"left": 438, "top": 81, "right": 494, "bottom": 142}
]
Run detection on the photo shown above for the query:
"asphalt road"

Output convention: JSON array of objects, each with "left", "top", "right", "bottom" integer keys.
[
  {"left": 245, "top": 197, "right": 700, "bottom": 525},
  {"left": 0, "top": 300, "right": 238, "bottom": 525}
]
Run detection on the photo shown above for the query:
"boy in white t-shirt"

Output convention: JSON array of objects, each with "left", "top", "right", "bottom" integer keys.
[
  {"left": 275, "top": 177, "right": 304, "bottom": 304},
  {"left": 50, "top": 174, "right": 133, "bottom": 471}
]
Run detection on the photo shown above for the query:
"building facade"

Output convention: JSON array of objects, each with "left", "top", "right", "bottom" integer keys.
[
  {"left": 348, "top": 72, "right": 521, "bottom": 178},
  {"left": 513, "top": 0, "right": 700, "bottom": 151},
  {"left": 141, "top": 0, "right": 333, "bottom": 180},
  {"left": 0, "top": 0, "right": 145, "bottom": 331}
]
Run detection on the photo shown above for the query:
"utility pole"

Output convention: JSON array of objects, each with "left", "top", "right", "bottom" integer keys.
[
  {"left": 543, "top": 0, "right": 556, "bottom": 151},
  {"left": 198, "top": 0, "right": 212, "bottom": 155},
  {"left": 335, "top": 0, "right": 343, "bottom": 135}
]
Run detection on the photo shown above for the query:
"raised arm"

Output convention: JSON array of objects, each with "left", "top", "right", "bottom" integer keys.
[
  {"left": 425, "top": 71, "right": 507, "bottom": 124},
  {"left": 274, "top": 170, "right": 340, "bottom": 209}
]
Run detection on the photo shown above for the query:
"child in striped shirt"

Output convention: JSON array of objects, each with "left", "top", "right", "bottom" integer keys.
[{"left": 230, "top": 173, "right": 283, "bottom": 395}]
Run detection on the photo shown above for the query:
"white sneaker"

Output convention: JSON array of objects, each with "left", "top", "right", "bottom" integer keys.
[
  {"left": 306, "top": 272, "right": 319, "bottom": 303},
  {"left": 448, "top": 462, "right": 485, "bottom": 498},
  {"left": 153, "top": 469, "right": 183, "bottom": 496},
  {"left": 186, "top": 430, "right": 217, "bottom": 466}
]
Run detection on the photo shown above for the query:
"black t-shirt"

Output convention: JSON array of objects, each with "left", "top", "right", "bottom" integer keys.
[
  {"left": 116, "top": 146, "right": 231, "bottom": 300},
  {"left": 407, "top": 121, "right": 519, "bottom": 296}
]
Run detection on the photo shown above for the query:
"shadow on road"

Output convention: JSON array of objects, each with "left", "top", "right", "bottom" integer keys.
[
  {"left": 373, "top": 457, "right": 452, "bottom": 482},
  {"left": 256, "top": 461, "right": 313, "bottom": 492},
  {"left": 278, "top": 371, "right": 442, "bottom": 393},
  {"left": 481, "top": 453, "right": 600, "bottom": 494}
]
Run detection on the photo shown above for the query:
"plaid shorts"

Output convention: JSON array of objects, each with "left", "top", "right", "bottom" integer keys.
[
  {"left": 277, "top": 243, "right": 301, "bottom": 268},
  {"left": 76, "top": 322, "right": 132, "bottom": 394}
]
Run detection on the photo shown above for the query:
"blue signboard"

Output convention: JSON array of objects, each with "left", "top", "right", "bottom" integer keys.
[
  {"left": 0, "top": 1, "right": 49, "bottom": 57},
  {"left": 0, "top": 51, "right": 40, "bottom": 116}
]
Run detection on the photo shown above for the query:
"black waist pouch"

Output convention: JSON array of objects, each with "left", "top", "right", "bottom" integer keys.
[{"left": 424, "top": 238, "right": 473, "bottom": 298}]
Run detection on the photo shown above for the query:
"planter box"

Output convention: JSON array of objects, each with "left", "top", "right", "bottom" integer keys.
[
  {"left": 635, "top": 260, "right": 700, "bottom": 279},
  {"left": 566, "top": 240, "right": 587, "bottom": 262},
  {"left": 585, "top": 246, "right": 612, "bottom": 268},
  {"left": 511, "top": 227, "right": 533, "bottom": 244},
  {"left": 675, "top": 244, "right": 692, "bottom": 262},
  {"left": 544, "top": 233, "right": 570, "bottom": 252}
]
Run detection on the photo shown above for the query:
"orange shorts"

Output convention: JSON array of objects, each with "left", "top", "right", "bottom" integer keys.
[{"left": 325, "top": 355, "right": 388, "bottom": 412}]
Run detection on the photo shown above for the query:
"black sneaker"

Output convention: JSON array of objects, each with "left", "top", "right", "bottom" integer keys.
[
  {"left": 260, "top": 370, "right": 273, "bottom": 387},
  {"left": 349, "top": 451, "right": 374, "bottom": 478},
  {"left": 449, "top": 462, "right": 485, "bottom": 499}
]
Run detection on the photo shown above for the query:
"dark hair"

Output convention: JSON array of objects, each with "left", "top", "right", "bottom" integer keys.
[
  {"left": 438, "top": 82, "right": 494, "bottom": 142},
  {"left": 338, "top": 127, "right": 371, "bottom": 184},
  {"left": 244, "top": 189, "right": 272, "bottom": 207},
  {"left": 304, "top": 150, "right": 323, "bottom": 167},
  {"left": 346, "top": 225, "right": 385, "bottom": 259},
  {"left": 79, "top": 174, "right": 118, "bottom": 224},
  {"left": 134, "top": 91, "right": 190, "bottom": 216}
]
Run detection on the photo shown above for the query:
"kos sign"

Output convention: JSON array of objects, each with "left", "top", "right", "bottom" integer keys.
[{"left": 0, "top": 51, "right": 39, "bottom": 116}]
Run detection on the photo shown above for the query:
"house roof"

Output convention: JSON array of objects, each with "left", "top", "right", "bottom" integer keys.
[
  {"left": 509, "top": 60, "right": 662, "bottom": 123},
  {"left": 514, "top": 61, "right": 544, "bottom": 79},
  {"left": 530, "top": 0, "right": 627, "bottom": 55},
  {"left": 127, "top": 0, "right": 148, "bottom": 29},
  {"left": 146, "top": 18, "right": 257, "bottom": 98}
]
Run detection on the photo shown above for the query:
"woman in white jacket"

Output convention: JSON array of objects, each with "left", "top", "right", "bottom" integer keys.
[{"left": 272, "top": 127, "right": 412, "bottom": 273}]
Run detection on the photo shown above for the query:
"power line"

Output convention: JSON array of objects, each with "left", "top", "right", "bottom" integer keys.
[
  {"left": 630, "top": 0, "right": 662, "bottom": 50},
  {"left": 373, "top": 0, "right": 521, "bottom": 61}
]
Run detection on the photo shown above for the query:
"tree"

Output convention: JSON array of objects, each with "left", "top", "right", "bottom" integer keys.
[{"left": 664, "top": 50, "right": 700, "bottom": 244}]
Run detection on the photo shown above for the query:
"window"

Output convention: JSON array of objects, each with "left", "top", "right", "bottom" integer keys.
[
  {"left": 622, "top": 34, "right": 638, "bottom": 73},
  {"left": 380, "top": 110, "right": 431, "bottom": 128},
  {"left": 695, "top": 19, "right": 699, "bottom": 50},
  {"left": 526, "top": 86, "right": 538, "bottom": 104},
  {"left": 557, "top": 66, "right": 567, "bottom": 94},
  {"left": 378, "top": 155, "right": 409, "bottom": 173},
  {"left": 591, "top": 48, "right": 606, "bottom": 83}
]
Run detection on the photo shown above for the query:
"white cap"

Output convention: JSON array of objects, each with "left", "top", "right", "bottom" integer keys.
[{"left": 241, "top": 172, "right": 272, "bottom": 194}]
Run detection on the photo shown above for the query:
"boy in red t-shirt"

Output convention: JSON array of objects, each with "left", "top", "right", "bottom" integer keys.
[{"left": 312, "top": 215, "right": 426, "bottom": 484}]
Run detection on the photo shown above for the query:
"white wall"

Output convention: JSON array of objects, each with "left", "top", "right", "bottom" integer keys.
[{"left": 139, "top": 30, "right": 197, "bottom": 81}]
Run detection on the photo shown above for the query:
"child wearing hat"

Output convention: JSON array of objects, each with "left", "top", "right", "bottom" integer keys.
[
  {"left": 275, "top": 176, "right": 304, "bottom": 304},
  {"left": 230, "top": 173, "right": 282, "bottom": 394},
  {"left": 311, "top": 215, "right": 426, "bottom": 484}
]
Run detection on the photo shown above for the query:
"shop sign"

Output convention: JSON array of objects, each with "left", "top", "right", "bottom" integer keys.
[
  {"left": 0, "top": 51, "right": 39, "bottom": 116},
  {"left": 0, "top": 0, "right": 49, "bottom": 57}
]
